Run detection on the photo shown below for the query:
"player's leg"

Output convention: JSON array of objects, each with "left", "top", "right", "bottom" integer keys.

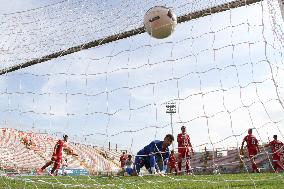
[
  {"left": 180, "top": 152, "right": 187, "bottom": 174},
  {"left": 178, "top": 152, "right": 185, "bottom": 174},
  {"left": 177, "top": 161, "right": 181, "bottom": 173},
  {"left": 276, "top": 161, "right": 284, "bottom": 172},
  {"left": 185, "top": 151, "right": 191, "bottom": 174},
  {"left": 126, "top": 167, "right": 133, "bottom": 175},
  {"left": 177, "top": 152, "right": 181, "bottom": 173},
  {"left": 249, "top": 150, "right": 258, "bottom": 173},
  {"left": 169, "top": 166, "right": 172, "bottom": 173},
  {"left": 280, "top": 155, "right": 284, "bottom": 172},
  {"left": 64, "top": 166, "right": 67, "bottom": 176},
  {"left": 50, "top": 163, "right": 58, "bottom": 175},
  {"left": 170, "top": 164, "right": 177, "bottom": 175},
  {"left": 185, "top": 158, "right": 191, "bottom": 175},
  {"left": 273, "top": 162, "right": 278, "bottom": 172},
  {"left": 272, "top": 155, "right": 278, "bottom": 172},
  {"left": 50, "top": 162, "right": 61, "bottom": 175},
  {"left": 273, "top": 155, "right": 283, "bottom": 172},
  {"left": 174, "top": 165, "right": 178, "bottom": 175},
  {"left": 251, "top": 158, "right": 258, "bottom": 172},
  {"left": 41, "top": 161, "right": 52, "bottom": 170},
  {"left": 144, "top": 161, "right": 152, "bottom": 174},
  {"left": 50, "top": 158, "right": 61, "bottom": 175},
  {"left": 133, "top": 156, "right": 144, "bottom": 175},
  {"left": 61, "top": 166, "right": 65, "bottom": 175}
]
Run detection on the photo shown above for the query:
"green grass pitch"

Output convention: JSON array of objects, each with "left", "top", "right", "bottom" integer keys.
[{"left": 1, "top": 173, "right": 283, "bottom": 188}]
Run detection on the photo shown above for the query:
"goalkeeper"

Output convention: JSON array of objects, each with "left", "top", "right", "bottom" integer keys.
[{"left": 133, "top": 134, "right": 174, "bottom": 176}]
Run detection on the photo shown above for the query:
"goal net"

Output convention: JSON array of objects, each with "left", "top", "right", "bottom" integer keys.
[{"left": 1, "top": 0, "right": 284, "bottom": 187}]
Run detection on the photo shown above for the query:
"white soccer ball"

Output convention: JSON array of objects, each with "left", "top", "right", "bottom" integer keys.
[{"left": 144, "top": 6, "right": 177, "bottom": 39}]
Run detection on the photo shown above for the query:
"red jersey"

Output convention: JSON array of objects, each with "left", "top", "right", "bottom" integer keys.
[
  {"left": 243, "top": 134, "right": 258, "bottom": 150},
  {"left": 177, "top": 133, "right": 191, "bottom": 152},
  {"left": 269, "top": 140, "right": 283, "bottom": 155},
  {"left": 52, "top": 140, "right": 67, "bottom": 158},
  {"left": 119, "top": 155, "right": 126, "bottom": 167}
]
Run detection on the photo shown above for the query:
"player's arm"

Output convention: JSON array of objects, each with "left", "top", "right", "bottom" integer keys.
[
  {"left": 155, "top": 150, "right": 168, "bottom": 177},
  {"left": 240, "top": 139, "right": 245, "bottom": 155},
  {"left": 177, "top": 134, "right": 181, "bottom": 143},
  {"left": 148, "top": 142, "right": 159, "bottom": 174},
  {"left": 149, "top": 155, "right": 157, "bottom": 173},
  {"left": 162, "top": 151, "right": 170, "bottom": 170},
  {"left": 149, "top": 146, "right": 157, "bottom": 167},
  {"left": 264, "top": 142, "right": 270, "bottom": 148},
  {"left": 160, "top": 159, "right": 167, "bottom": 176},
  {"left": 189, "top": 140, "right": 194, "bottom": 155}
]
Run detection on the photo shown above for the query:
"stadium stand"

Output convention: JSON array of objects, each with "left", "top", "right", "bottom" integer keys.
[
  {"left": 0, "top": 128, "right": 120, "bottom": 175},
  {"left": 0, "top": 128, "right": 277, "bottom": 175},
  {"left": 190, "top": 146, "right": 273, "bottom": 174}
]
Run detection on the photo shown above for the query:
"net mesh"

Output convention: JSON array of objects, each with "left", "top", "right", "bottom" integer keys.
[{"left": 1, "top": 0, "right": 284, "bottom": 188}]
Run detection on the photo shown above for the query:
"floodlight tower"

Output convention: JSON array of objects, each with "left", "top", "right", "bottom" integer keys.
[{"left": 166, "top": 101, "right": 176, "bottom": 149}]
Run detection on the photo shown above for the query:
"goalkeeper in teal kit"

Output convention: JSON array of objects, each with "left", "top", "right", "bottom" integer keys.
[{"left": 133, "top": 134, "right": 174, "bottom": 175}]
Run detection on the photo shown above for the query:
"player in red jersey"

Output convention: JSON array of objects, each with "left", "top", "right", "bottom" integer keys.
[
  {"left": 168, "top": 150, "right": 177, "bottom": 174},
  {"left": 37, "top": 135, "right": 69, "bottom": 176},
  {"left": 240, "top": 128, "right": 260, "bottom": 173},
  {"left": 177, "top": 126, "right": 194, "bottom": 175},
  {"left": 119, "top": 152, "right": 127, "bottom": 169},
  {"left": 265, "top": 135, "right": 284, "bottom": 172}
]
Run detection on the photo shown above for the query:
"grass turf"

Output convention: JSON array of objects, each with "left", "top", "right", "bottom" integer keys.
[{"left": 1, "top": 173, "right": 284, "bottom": 188}]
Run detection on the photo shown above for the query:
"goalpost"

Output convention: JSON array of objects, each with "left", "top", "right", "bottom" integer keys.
[{"left": 1, "top": 0, "right": 284, "bottom": 187}]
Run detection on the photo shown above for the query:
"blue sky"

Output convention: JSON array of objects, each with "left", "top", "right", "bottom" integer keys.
[{"left": 1, "top": 0, "right": 284, "bottom": 154}]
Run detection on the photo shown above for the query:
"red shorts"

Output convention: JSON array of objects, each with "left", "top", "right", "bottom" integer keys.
[
  {"left": 169, "top": 163, "right": 176, "bottom": 169},
  {"left": 51, "top": 156, "right": 62, "bottom": 169},
  {"left": 248, "top": 148, "right": 257, "bottom": 158},
  {"left": 273, "top": 153, "right": 281, "bottom": 162},
  {"left": 178, "top": 150, "right": 191, "bottom": 159}
]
